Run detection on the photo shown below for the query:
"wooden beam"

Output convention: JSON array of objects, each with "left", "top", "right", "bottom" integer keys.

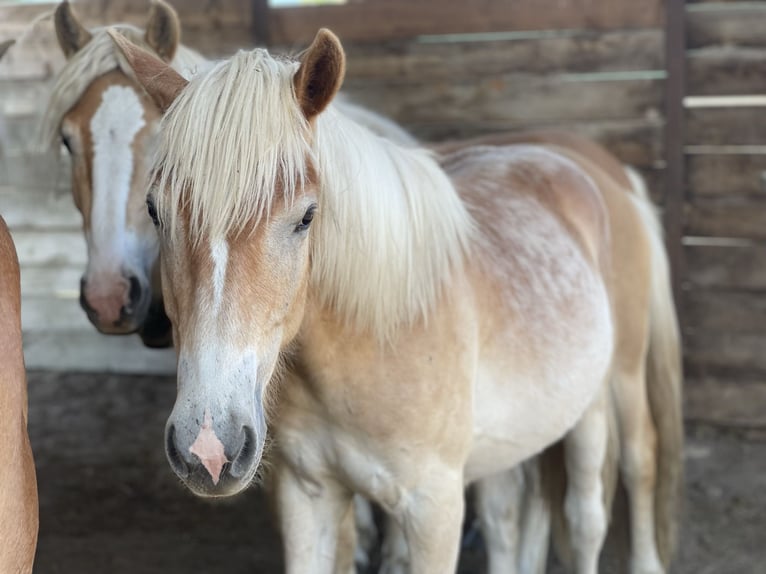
[
  {"left": 268, "top": 0, "right": 664, "bottom": 45},
  {"left": 664, "top": 0, "right": 686, "bottom": 318}
]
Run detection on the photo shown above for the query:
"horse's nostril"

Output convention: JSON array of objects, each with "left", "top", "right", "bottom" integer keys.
[
  {"left": 127, "top": 275, "right": 142, "bottom": 309},
  {"left": 165, "top": 425, "right": 189, "bottom": 478},
  {"left": 230, "top": 426, "right": 257, "bottom": 478},
  {"left": 79, "top": 277, "right": 95, "bottom": 314}
]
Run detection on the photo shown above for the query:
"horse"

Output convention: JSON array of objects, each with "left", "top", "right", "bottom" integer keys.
[
  {"left": 0, "top": 215, "right": 39, "bottom": 574},
  {"left": 112, "top": 27, "right": 684, "bottom": 574},
  {"left": 41, "top": 0, "right": 207, "bottom": 346},
  {"left": 43, "top": 0, "right": 419, "bottom": 351}
]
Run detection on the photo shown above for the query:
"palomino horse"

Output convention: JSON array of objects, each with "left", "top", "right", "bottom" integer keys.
[
  {"left": 0, "top": 215, "right": 39, "bottom": 573},
  {"left": 113, "top": 28, "right": 684, "bottom": 574},
  {"left": 43, "top": 0, "right": 418, "bottom": 351},
  {"left": 41, "top": 0, "right": 208, "bottom": 346}
]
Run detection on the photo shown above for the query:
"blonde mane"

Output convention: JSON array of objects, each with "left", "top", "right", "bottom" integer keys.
[
  {"left": 41, "top": 25, "right": 206, "bottom": 146},
  {"left": 153, "top": 48, "right": 475, "bottom": 341}
]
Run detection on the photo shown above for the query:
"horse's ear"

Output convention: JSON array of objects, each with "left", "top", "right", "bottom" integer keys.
[
  {"left": 108, "top": 29, "right": 188, "bottom": 113},
  {"left": 294, "top": 28, "right": 345, "bottom": 120},
  {"left": 54, "top": 1, "right": 92, "bottom": 59},
  {"left": 145, "top": 0, "right": 180, "bottom": 62},
  {"left": 0, "top": 39, "right": 14, "bottom": 61}
]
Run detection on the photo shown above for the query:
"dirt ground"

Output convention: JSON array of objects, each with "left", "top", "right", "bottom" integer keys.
[{"left": 28, "top": 370, "right": 765, "bottom": 574}]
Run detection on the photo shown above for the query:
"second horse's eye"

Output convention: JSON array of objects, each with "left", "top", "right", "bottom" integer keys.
[
  {"left": 146, "top": 198, "right": 160, "bottom": 227},
  {"left": 61, "top": 134, "right": 73, "bottom": 154},
  {"left": 295, "top": 205, "right": 317, "bottom": 233}
]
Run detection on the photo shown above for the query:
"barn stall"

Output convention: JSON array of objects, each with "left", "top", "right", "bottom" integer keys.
[{"left": 0, "top": 0, "right": 764, "bottom": 571}]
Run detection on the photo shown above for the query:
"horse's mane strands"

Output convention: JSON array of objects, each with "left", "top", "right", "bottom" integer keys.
[
  {"left": 41, "top": 25, "right": 206, "bottom": 147},
  {"left": 153, "top": 48, "right": 475, "bottom": 341}
]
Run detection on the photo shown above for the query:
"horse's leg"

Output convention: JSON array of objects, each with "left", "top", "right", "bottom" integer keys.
[
  {"left": 276, "top": 462, "right": 353, "bottom": 574},
  {"left": 398, "top": 474, "right": 465, "bottom": 574},
  {"left": 612, "top": 365, "right": 665, "bottom": 574},
  {"left": 475, "top": 467, "right": 524, "bottom": 574},
  {"left": 353, "top": 495, "right": 378, "bottom": 570},
  {"left": 519, "top": 458, "right": 551, "bottom": 574},
  {"left": 379, "top": 513, "right": 409, "bottom": 574},
  {"left": 564, "top": 389, "right": 609, "bottom": 574}
]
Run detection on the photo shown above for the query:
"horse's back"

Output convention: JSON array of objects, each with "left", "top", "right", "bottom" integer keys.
[{"left": 0, "top": 216, "right": 38, "bottom": 574}]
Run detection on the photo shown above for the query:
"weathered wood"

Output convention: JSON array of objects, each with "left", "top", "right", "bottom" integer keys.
[
  {"left": 685, "top": 199, "right": 766, "bottom": 239},
  {"left": 687, "top": 47, "right": 766, "bottom": 96},
  {"left": 685, "top": 377, "right": 766, "bottom": 428},
  {"left": 22, "top": 329, "right": 176, "bottom": 374},
  {"left": 268, "top": 0, "right": 663, "bottom": 45},
  {"left": 685, "top": 330, "right": 766, "bottom": 377},
  {"left": 21, "top": 295, "right": 90, "bottom": 333},
  {"left": 687, "top": 3, "right": 766, "bottom": 50},
  {"left": 686, "top": 107, "right": 766, "bottom": 146},
  {"left": 687, "top": 153, "right": 766, "bottom": 197},
  {"left": 686, "top": 243, "right": 766, "bottom": 290},
  {"left": 344, "top": 76, "right": 663, "bottom": 134},
  {"left": 684, "top": 289, "right": 766, "bottom": 334},
  {"left": 20, "top": 266, "right": 81, "bottom": 298},
  {"left": 1, "top": 186, "right": 81, "bottom": 230},
  {"left": 339, "top": 29, "right": 664, "bottom": 82},
  {"left": 11, "top": 230, "right": 85, "bottom": 267}
]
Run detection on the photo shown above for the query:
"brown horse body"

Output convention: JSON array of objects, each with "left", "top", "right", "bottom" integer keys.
[{"left": 0, "top": 217, "right": 38, "bottom": 573}]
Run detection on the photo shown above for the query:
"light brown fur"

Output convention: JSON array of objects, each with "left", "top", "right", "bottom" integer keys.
[{"left": 0, "top": 217, "right": 39, "bottom": 574}]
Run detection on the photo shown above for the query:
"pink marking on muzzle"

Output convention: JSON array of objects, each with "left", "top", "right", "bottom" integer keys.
[{"left": 189, "top": 410, "right": 229, "bottom": 485}]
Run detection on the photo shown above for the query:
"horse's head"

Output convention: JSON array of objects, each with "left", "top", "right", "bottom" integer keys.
[
  {"left": 47, "top": 1, "right": 181, "bottom": 343},
  {"left": 113, "top": 28, "right": 345, "bottom": 496}
]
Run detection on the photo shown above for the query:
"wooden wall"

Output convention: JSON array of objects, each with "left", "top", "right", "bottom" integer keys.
[
  {"left": 5, "top": 0, "right": 764, "bottom": 428},
  {"left": 682, "top": 0, "right": 766, "bottom": 427},
  {"left": 0, "top": 0, "right": 666, "bottom": 372}
]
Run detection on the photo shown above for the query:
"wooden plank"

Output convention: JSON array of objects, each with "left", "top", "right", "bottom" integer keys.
[
  {"left": 685, "top": 377, "right": 766, "bottom": 428},
  {"left": 686, "top": 243, "right": 766, "bottom": 290},
  {"left": 21, "top": 295, "right": 90, "bottom": 333},
  {"left": 685, "top": 330, "right": 766, "bottom": 377},
  {"left": 686, "top": 107, "right": 766, "bottom": 146},
  {"left": 22, "top": 329, "right": 176, "bottom": 374},
  {"left": 20, "top": 266, "right": 81, "bottom": 298},
  {"left": 687, "top": 47, "right": 766, "bottom": 96},
  {"left": 684, "top": 289, "right": 766, "bottom": 333},
  {"left": 687, "top": 153, "right": 766, "bottom": 197},
  {"left": 1, "top": 186, "right": 81, "bottom": 230},
  {"left": 685, "top": 199, "right": 766, "bottom": 239},
  {"left": 687, "top": 3, "right": 766, "bottom": 50},
  {"left": 396, "top": 118, "right": 665, "bottom": 171},
  {"left": 11, "top": 229, "right": 85, "bottom": 267},
  {"left": 269, "top": 0, "right": 663, "bottom": 45},
  {"left": 340, "top": 29, "right": 664, "bottom": 82},
  {"left": 344, "top": 76, "right": 663, "bottom": 133}
]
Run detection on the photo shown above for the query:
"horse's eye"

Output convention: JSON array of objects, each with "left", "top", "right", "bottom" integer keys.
[
  {"left": 295, "top": 205, "right": 317, "bottom": 233},
  {"left": 146, "top": 198, "right": 160, "bottom": 227},
  {"left": 61, "top": 134, "right": 73, "bottom": 154}
]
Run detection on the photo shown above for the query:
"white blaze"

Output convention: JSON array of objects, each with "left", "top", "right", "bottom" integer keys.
[{"left": 88, "top": 85, "right": 146, "bottom": 277}]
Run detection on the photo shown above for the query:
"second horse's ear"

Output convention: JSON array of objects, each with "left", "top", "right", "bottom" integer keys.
[
  {"left": 54, "top": 1, "right": 93, "bottom": 59},
  {"left": 109, "top": 29, "right": 188, "bottom": 113},
  {"left": 145, "top": 0, "right": 181, "bottom": 62},
  {"left": 293, "top": 28, "right": 346, "bottom": 121}
]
